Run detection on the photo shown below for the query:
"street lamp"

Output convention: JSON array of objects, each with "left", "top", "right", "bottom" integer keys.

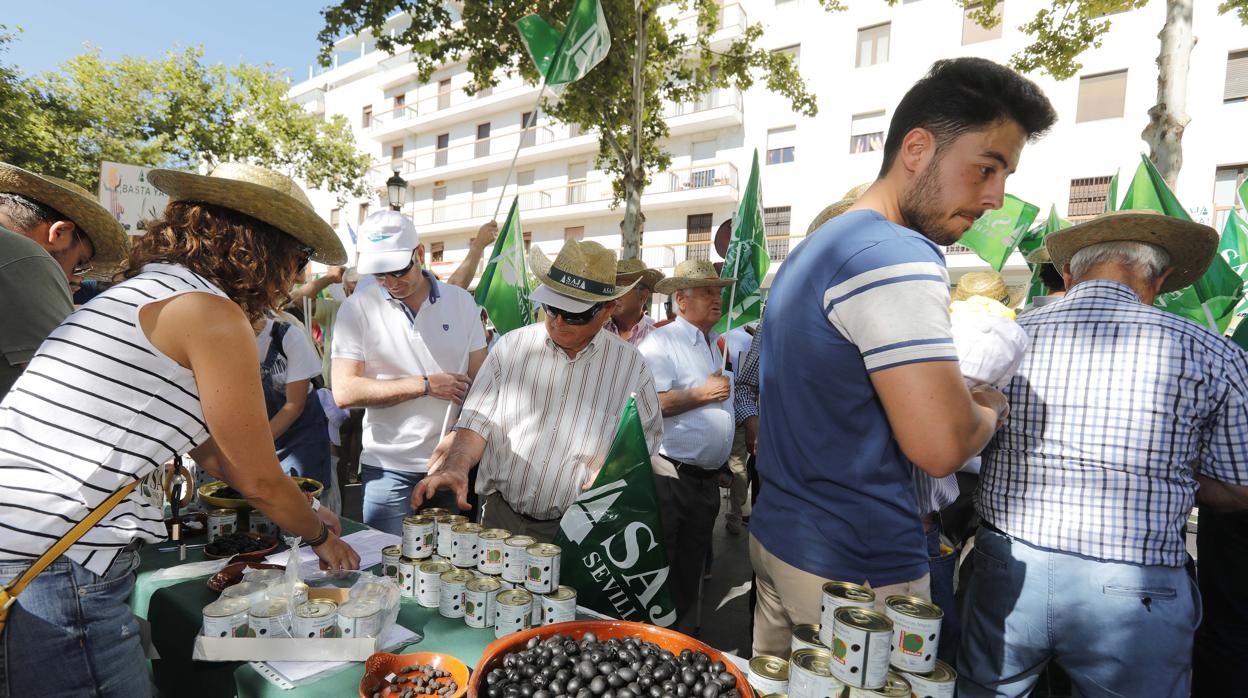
[{"left": 386, "top": 170, "right": 407, "bottom": 211}]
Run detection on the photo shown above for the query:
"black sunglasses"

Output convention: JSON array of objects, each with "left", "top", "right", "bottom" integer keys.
[
  {"left": 70, "top": 229, "right": 94, "bottom": 277},
  {"left": 543, "top": 302, "right": 604, "bottom": 326},
  {"left": 294, "top": 243, "right": 314, "bottom": 270},
  {"left": 374, "top": 256, "right": 417, "bottom": 280}
]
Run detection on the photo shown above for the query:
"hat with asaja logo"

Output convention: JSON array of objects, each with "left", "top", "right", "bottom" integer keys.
[
  {"left": 355, "top": 210, "right": 420, "bottom": 274},
  {"left": 528, "top": 239, "right": 638, "bottom": 313}
]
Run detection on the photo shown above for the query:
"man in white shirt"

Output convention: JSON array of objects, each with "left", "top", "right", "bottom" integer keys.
[
  {"left": 638, "top": 260, "right": 736, "bottom": 630},
  {"left": 331, "top": 211, "right": 487, "bottom": 534},
  {"left": 412, "top": 240, "right": 663, "bottom": 542}
]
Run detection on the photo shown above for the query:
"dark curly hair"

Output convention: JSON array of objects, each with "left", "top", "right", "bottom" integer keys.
[{"left": 122, "top": 201, "right": 305, "bottom": 322}]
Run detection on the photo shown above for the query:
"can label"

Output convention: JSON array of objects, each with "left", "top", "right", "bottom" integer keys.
[
  {"left": 250, "top": 607, "right": 292, "bottom": 638},
  {"left": 524, "top": 543, "right": 561, "bottom": 594},
  {"left": 503, "top": 536, "right": 534, "bottom": 583},
  {"left": 402, "top": 516, "right": 435, "bottom": 559},
  {"left": 382, "top": 545, "right": 402, "bottom": 578},
  {"left": 748, "top": 656, "right": 790, "bottom": 696},
  {"left": 247, "top": 511, "right": 275, "bottom": 537},
  {"left": 478, "top": 529, "right": 510, "bottom": 575},
  {"left": 830, "top": 607, "right": 893, "bottom": 689},
  {"left": 397, "top": 557, "right": 419, "bottom": 597},
  {"left": 292, "top": 601, "right": 338, "bottom": 638},
  {"left": 417, "top": 561, "right": 452, "bottom": 608},
  {"left": 540, "top": 586, "right": 577, "bottom": 626},
  {"left": 202, "top": 598, "right": 250, "bottom": 638},
  {"left": 450, "top": 523, "right": 483, "bottom": 568},
  {"left": 819, "top": 581, "right": 875, "bottom": 647},
  {"left": 439, "top": 570, "right": 472, "bottom": 618},
  {"left": 884, "top": 596, "right": 942, "bottom": 674},
  {"left": 788, "top": 649, "right": 843, "bottom": 698},
  {"left": 207, "top": 509, "right": 237, "bottom": 543},
  {"left": 336, "top": 601, "right": 383, "bottom": 639},
  {"left": 465, "top": 578, "right": 501, "bottom": 628},
  {"left": 495, "top": 589, "right": 533, "bottom": 638},
  {"left": 899, "top": 661, "right": 955, "bottom": 698},
  {"left": 436, "top": 515, "right": 468, "bottom": 558}
]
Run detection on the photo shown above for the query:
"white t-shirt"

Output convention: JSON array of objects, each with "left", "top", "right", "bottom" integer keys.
[
  {"left": 332, "top": 277, "right": 486, "bottom": 472},
  {"left": 257, "top": 319, "right": 323, "bottom": 389}
]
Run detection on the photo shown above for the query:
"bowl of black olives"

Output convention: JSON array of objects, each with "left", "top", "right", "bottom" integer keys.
[
  {"left": 470, "top": 621, "right": 750, "bottom": 698},
  {"left": 204, "top": 532, "right": 280, "bottom": 560}
]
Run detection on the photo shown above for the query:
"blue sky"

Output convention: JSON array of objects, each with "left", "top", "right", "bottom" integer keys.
[{"left": 4, "top": 2, "right": 330, "bottom": 80}]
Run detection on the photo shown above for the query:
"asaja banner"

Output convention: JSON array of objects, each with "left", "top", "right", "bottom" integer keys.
[{"left": 98, "top": 162, "right": 169, "bottom": 235}]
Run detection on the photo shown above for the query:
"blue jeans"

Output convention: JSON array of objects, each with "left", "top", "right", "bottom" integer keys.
[
  {"left": 0, "top": 549, "right": 150, "bottom": 698},
  {"left": 361, "top": 465, "right": 457, "bottom": 535},
  {"left": 926, "top": 523, "right": 960, "bottom": 666},
  {"left": 957, "top": 527, "right": 1200, "bottom": 698}
]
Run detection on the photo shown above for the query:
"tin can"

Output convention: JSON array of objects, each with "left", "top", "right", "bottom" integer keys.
[
  {"left": 503, "top": 535, "right": 535, "bottom": 583},
  {"left": 819, "top": 581, "right": 875, "bottom": 647},
  {"left": 247, "top": 510, "right": 275, "bottom": 537},
  {"left": 465, "top": 576, "right": 502, "bottom": 628},
  {"left": 792, "top": 623, "right": 826, "bottom": 655},
  {"left": 402, "top": 515, "right": 436, "bottom": 559},
  {"left": 382, "top": 544, "right": 402, "bottom": 578},
  {"left": 477, "top": 528, "right": 511, "bottom": 575},
  {"left": 748, "top": 655, "right": 790, "bottom": 696},
  {"left": 202, "top": 596, "right": 250, "bottom": 637},
  {"left": 249, "top": 598, "right": 292, "bottom": 637},
  {"left": 222, "top": 580, "right": 267, "bottom": 607},
  {"left": 883, "top": 595, "right": 942, "bottom": 674},
  {"left": 291, "top": 581, "right": 309, "bottom": 607},
  {"left": 830, "top": 606, "right": 893, "bottom": 689},
  {"left": 439, "top": 569, "right": 475, "bottom": 618},
  {"left": 437, "top": 515, "right": 468, "bottom": 558},
  {"left": 788, "top": 648, "right": 844, "bottom": 698},
  {"left": 847, "top": 671, "right": 911, "bottom": 697},
  {"left": 539, "top": 585, "right": 577, "bottom": 626},
  {"left": 524, "top": 543, "right": 561, "bottom": 593},
  {"left": 336, "top": 599, "right": 383, "bottom": 638},
  {"left": 899, "top": 661, "right": 955, "bottom": 698},
  {"left": 417, "top": 560, "right": 453, "bottom": 608},
  {"left": 292, "top": 599, "right": 339, "bottom": 638},
  {"left": 207, "top": 509, "right": 237, "bottom": 542},
  {"left": 495, "top": 588, "right": 534, "bottom": 638},
  {"left": 397, "top": 557, "right": 419, "bottom": 597},
  {"left": 450, "top": 522, "right": 484, "bottom": 568}
]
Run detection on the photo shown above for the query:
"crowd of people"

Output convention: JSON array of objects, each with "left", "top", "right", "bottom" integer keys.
[{"left": 0, "top": 55, "right": 1245, "bottom": 698}]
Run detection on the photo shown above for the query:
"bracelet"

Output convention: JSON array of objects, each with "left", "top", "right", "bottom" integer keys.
[
  {"left": 306, "top": 521, "right": 330, "bottom": 547},
  {"left": 422, "top": 375, "right": 431, "bottom": 397}
]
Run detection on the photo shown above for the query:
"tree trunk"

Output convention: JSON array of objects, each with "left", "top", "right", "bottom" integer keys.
[
  {"left": 619, "top": 1, "right": 648, "bottom": 262},
  {"left": 1141, "top": 0, "right": 1193, "bottom": 189}
]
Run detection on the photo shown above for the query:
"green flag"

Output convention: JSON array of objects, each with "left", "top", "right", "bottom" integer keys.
[
  {"left": 475, "top": 198, "right": 533, "bottom": 335},
  {"left": 1020, "top": 205, "right": 1070, "bottom": 305},
  {"left": 1104, "top": 171, "right": 1119, "bottom": 212},
  {"left": 553, "top": 397, "right": 676, "bottom": 627},
  {"left": 516, "top": 0, "right": 611, "bottom": 86},
  {"left": 1218, "top": 210, "right": 1248, "bottom": 315},
  {"left": 1231, "top": 318, "right": 1248, "bottom": 351},
  {"left": 714, "top": 150, "right": 768, "bottom": 334},
  {"left": 958, "top": 194, "right": 1040, "bottom": 271}
]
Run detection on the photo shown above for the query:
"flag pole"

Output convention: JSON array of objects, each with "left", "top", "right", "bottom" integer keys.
[
  {"left": 493, "top": 82, "right": 549, "bottom": 221},
  {"left": 1201, "top": 302, "right": 1220, "bottom": 334}
]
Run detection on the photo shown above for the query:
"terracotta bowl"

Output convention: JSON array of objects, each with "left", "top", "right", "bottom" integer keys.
[
  {"left": 359, "top": 651, "right": 470, "bottom": 698},
  {"left": 470, "top": 620, "right": 751, "bottom": 698}
]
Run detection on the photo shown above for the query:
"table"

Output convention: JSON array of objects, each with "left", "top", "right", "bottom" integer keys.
[{"left": 132, "top": 518, "right": 501, "bottom": 697}]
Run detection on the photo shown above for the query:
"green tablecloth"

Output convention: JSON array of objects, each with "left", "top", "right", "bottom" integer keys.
[{"left": 133, "top": 519, "right": 500, "bottom": 697}]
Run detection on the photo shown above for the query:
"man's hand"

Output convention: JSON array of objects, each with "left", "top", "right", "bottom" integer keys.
[
  {"left": 315, "top": 505, "right": 342, "bottom": 536},
  {"left": 472, "top": 221, "right": 499, "bottom": 251},
  {"left": 970, "top": 385, "right": 1010, "bottom": 428},
  {"left": 743, "top": 415, "right": 759, "bottom": 455},
  {"left": 699, "top": 371, "right": 731, "bottom": 404},
  {"left": 311, "top": 533, "right": 361, "bottom": 571},
  {"left": 412, "top": 469, "right": 471, "bottom": 511},
  {"left": 324, "top": 266, "right": 346, "bottom": 284},
  {"left": 426, "top": 372, "right": 472, "bottom": 403},
  {"left": 425, "top": 431, "right": 457, "bottom": 475}
]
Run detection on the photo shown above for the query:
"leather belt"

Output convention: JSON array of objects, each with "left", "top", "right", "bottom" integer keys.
[{"left": 662, "top": 455, "right": 721, "bottom": 479}]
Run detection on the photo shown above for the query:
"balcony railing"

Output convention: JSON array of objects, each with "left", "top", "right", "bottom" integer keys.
[
  {"left": 373, "top": 124, "right": 563, "bottom": 180},
  {"left": 671, "top": 2, "right": 748, "bottom": 40},
  {"left": 367, "top": 83, "right": 532, "bottom": 133},
  {"left": 662, "top": 87, "right": 743, "bottom": 119}
]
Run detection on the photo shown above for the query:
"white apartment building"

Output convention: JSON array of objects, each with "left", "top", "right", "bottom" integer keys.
[{"left": 290, "top": 0, "right": 1248, "bottom": 292}]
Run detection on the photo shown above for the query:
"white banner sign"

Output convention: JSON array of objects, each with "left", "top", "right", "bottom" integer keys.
[{"left": 98, "top": 161, "right": 170, "bottom": 235}]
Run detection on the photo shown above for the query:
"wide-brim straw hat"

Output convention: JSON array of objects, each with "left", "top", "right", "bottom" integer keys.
[
  {"left": 1044, "top": 209, "right": 1216, "bottom": 292},
  {"left": 1025, "top": 246, "right": 1052, "bottom": 265},
  {"left": 616, "top": 258, "right": 664, "bottom": 290},
  {"left": 807, "top": 182, "right": 874, "bottom": 235},
  {"left": 148, "top": 162, "right": 346, "bottom": 265},
  {"left": 953, "top": 271, "right": 1026, "bottom": 308},
  {"left": 654, "top": 259, "right": 734, "bottom": 295},
  {"left": 528, "top": 239, "right": 638, "bottom": 310},
  {"left": 0, "top": 162, "right": 128, "bottom": 277}
]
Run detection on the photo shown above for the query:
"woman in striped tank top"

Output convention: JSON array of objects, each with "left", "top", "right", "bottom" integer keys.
[{"left": 0, "top": 163, "right": 360, "bottom": 697}]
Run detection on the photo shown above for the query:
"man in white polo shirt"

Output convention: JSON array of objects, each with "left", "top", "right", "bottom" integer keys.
[
  {"left": 638, "top": 259, "right": 736, "bottom": 631},
  {"left": 331, "top": 210, "right": 487, "bottom": 534}
]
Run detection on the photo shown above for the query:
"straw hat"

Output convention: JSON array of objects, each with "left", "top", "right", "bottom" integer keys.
[
  {"left": 1044, "top": 209, "right": 1216, "bottom": 292},
  {"left": 528, "top": 239, "right": 638, "bottom": 312},
  {"left": 654, "top": 259, "right": 734, "bottom": 295},
  {"left": 147, "top": 162, "right": 346, "bottom": 265},
  {"left": 953, "top": 271, "right": 1025, "bottom": 308},
  {"left": 1024, "top": 246, "right": 1052, "bottom": 265},
  {"left": 616, "top": 258, "right": 664, "bottom": 291},
  {"left": 806, "top": 182, "right": 873, "bottom": 235},
  {"left": 0, "top": 162, "right": 128, "bottom": 276}
]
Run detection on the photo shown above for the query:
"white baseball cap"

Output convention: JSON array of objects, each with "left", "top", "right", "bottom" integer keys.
[{"left": 356, "top": 210, "right": 420, "bottom": 274}]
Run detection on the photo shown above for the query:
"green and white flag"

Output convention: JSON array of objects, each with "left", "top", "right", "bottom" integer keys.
[
  {"left": 959, "top": 194, "right": 1040, "bottom": 271},
  {"left": 1104, "top": 170, "right": 1120, "bottom": 212},
  {"left": 1217, "top": 210, "right": 1248, "bottom": 315},
  {"left": 714, "top": 149, "right": 768, "bottom": 335},
  {"left": 475, "top": 198, "right": 533, "bottom": 335},
  {"left": 516, "top": 0, "right": 611, "bottom": 88},
  {"left": 554, "top": 397, "right": 676, "bottom": 627}
]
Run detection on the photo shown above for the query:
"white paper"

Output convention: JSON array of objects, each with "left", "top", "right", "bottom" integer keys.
[
  {"left": 145, "top": 558, "right": 229, "bottom": 583},
  {"left": 264, "top": 529, "right": 399, "bottom": 575},
  {"left": 257, "top": 623, "right": 418, "bottom": 687}
]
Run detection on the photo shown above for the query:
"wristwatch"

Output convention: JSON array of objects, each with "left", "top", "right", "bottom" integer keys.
[{"left": 310, "top": 497, "right": 321, "bottom": 512}]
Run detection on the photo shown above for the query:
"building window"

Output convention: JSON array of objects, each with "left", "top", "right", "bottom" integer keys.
[
  {"left": 1067, "top": 176, "right": 1114, "bottom": 222},
  {"left": 850, "top": 111, "right": 887, "bottom": 154},
  {"left": 523, "top": 231, "right": 532, "bottom": 252},
  {"left": 766, "top": 127, "right": 796, "bottom": 165},
  {"left": 432, "top": 186, "right": 447, "bottom": 223},
  {"left": 963, "top": 2, "right": 1003, "bottom": 45},
  {"left": 435, "top": 133, "right": 449, "bottom": 167},
  {"left": 476, "top": 122, "right": 491, "bottom": 158},
  {"left": 765, "top": 206, "right": 792, "bottom": 260},
  {"left": 568, "top": 162, "right": 588, "bottom": 204},
  {"left": 431, "top": 241, "right": 444, "bottom": 263},
  {"left": 774, "top": 44, "right": 800, "bottom": 70},
  {"left": 393, "top": 93, "right": 406, "bottom": 113},
  {"left": 1214, "top": 165, "right": 1248, "bottom": 230},
  {"left": 1225, "top": 50, "right": 1248, "bottom": 103},
  {"left": 437, "top": 78, "right": 452, "bottom": 110},
  {"left": 358, "top": 202, "right": 370, "bottom": 226},
  {"left": 362, "top": 105, "right": 373, "bottom": 128},
  {"left": 521, "top": 112, "right": 537, "bottom": 148},
  {"left": 1076, "top": 70, "right": 1127, "bottom": 122},
  {"left": 564, "top": 226, "right": 585, "bottom": 241},
  {"left": 330, "top": 208, "right": 340, "bottom": 228},
  {"left": 390, "top": 143, "right": 403, "bottom": 161},
  {"left": 856, "top": 23, "right": 890, "bottom": 68},
  {"left": 686, "top": 213, "right": 714, "bottom": 262}
]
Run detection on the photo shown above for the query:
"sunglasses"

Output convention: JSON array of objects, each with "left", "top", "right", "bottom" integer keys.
[
  {"left": 293, "top": 243, "right": 315, "bottom": 270},
  {"left": 374, "top": 256, "right": 417, "bottom": 280},
  {"left": 543, "top": 302, "right": 604, "bottom": 326},
  {"left": 70, "top": 229, "right": 94, "bottom": 277}
]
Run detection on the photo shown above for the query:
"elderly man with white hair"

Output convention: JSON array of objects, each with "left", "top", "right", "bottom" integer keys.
[{"left": 959, "top": 210, "right": 1248, "bottom": 697}]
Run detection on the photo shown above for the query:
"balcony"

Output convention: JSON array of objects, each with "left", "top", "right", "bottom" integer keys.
[
  {"left": 367, "top": 82, "right": 539, "bottom": 139},
  {"left": 663, "top": 87, "right": 743, "bottom": 136},
  {"left": 291, "top": 87, "right": 325, "bottom": 115},
  {"left": 671, "top": 2, "right": 748, "bottom": 49}
]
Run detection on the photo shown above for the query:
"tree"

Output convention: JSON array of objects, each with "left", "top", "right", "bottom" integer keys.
[
  {"left": 0, "top": 26, "right": 75, "bottom": 178},
  {"left": 318, "top": 1, "right": 815, "bottom": 260}
]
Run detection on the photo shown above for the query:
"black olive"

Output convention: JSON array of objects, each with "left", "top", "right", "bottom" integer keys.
[
  {"left": 576, "top": 688, "right": 593, "bottom": 698},
  {"left": 589, "top": 676, "right": 607, "bottom": 695},
  {"left": 582, "top": 632, "right": 597, "bottom": 643},
  {"left": 566, "top": 677, "right": 583, "bottom": 693},
  {"left": 549, "top": 681, "right": 565, "bottom": 695},
  {"left": 520, "top": 684, "right": 536, "bottom": 697},
  {"left": 714, "top": 673, "right": 734, "bottom": 688},
  {"left": 617, "top": 690, "right": 634, "bottom": 698},
  {"left": 675, "top": 684, "right": 689, "bottom": 698},
  {"left": 653, "top": 665, "right": 671, "bottom": 682},
  {"left": 577, "top": 660, "right": 597, "bottom": 680},
  {"left": 527, "top": 637, "right": 541, "bottom": 649},
  {"left": 534, "top": 692, "right": 551, "bottom": 698},
  {"left": 680, "top": 667, "right": 697, "bottom": 686},
  {"left": 617, "top": 667, "right": 637, "bottom": 683},
  {"left": 597, "top": 662, "right": 616, "bottom": 676}
]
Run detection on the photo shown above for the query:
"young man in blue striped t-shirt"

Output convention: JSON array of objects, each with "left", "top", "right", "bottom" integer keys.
[{"left": 749, "top": 57, "right": 1056, "bottom": 658}]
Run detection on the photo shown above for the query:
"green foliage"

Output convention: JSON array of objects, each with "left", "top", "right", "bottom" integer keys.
[
  {"left": 1008, "top": 1, "right": 1147, "bottom": 80},
  {"left": 1221, "top": 0, "right": 1248, "bottom": 24}
]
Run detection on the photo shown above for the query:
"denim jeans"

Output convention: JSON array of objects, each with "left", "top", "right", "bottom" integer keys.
[
  {"left": 926, "top": 523, "right": 960, "bottom": 666},
  {"left": 958, "top": 527, "right": 1200, "bottom": 698},
  {"left": 0, "top": 549, "right": 150, "bottom": 698},
  {"left": 361, "top": 465, "right": 457, "bottom": 535}
]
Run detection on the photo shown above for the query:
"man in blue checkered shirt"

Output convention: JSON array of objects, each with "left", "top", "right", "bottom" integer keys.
[{"left": 959, "top": 210, "right": 1248, "bottom": 697}]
